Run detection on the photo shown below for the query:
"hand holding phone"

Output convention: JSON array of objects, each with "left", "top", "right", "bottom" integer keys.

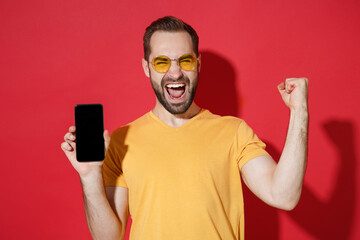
[{"left": 61, "top": 104, "right": 110, "bottom": 177}]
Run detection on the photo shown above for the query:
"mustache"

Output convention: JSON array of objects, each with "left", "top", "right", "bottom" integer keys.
[{"left": 161, "top": 76, "right": 190, "bottom": 88}]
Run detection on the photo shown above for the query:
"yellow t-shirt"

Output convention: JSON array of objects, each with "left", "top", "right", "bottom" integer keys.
[{"left": 103, "top": 109, "right": 269, "bottom": 240}]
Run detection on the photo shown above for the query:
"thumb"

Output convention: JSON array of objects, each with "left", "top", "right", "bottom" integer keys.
[
  {"left": 104, "top": 130, "right": 111, "bottom": 151},
  {"left": 277, "top": 81, "right": 285, "bottom": 93}
]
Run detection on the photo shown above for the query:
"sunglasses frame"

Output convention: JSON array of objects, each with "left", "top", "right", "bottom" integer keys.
[{"left": 150, "top": 54, "right": 199, "bottom": 73}]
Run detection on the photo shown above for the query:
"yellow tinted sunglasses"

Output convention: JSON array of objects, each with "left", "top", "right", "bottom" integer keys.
[{"left": 151, "top": 54, "right": 198, "bottom": 73}]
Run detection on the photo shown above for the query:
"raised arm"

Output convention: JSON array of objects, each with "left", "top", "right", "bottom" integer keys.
[
  {"left": 61, "top": 127, "right": 129, "bottom": 239},
  {"left": 241, "top": 78, "right": 309, "bottom": 210}
]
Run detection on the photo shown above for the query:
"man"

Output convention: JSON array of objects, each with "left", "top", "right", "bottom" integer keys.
[{"left": 61, "top": 16, "right": 308, "bottom": 240}]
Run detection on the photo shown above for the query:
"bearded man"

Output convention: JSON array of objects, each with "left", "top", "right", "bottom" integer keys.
[{"left": 62, "top": 16, "right": 309, "bottom": 240}]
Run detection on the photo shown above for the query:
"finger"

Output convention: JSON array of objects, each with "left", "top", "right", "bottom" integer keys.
[
  {"left": 61, "top": 142, "right": 73, "bottom": 152},
  {"left": 286, "top": 77, "right": 308, "bottom": 85},
  {"left": 277, "top": 81, "right": 285, "bottom": 91},
  {"left": 286, "top": 84, "right": 295, "bottom": 94},
  {"left": 104, "top": 130, "right": 111, "bottom": 150},
  {"left": 298, "top": 77, "right": 309, "bottom": 88},
  {"left": 287, "top": 77, "right": 309, "bottom": 92},
  {"left": 69, "top": 126, "right": 76, "bottom": 133},
  {"left": 285, "top": 79, "right": 297, "bottom": 93},
  {"left": 63, "top": 132, "right": 77, "bottom": 150},
  {"left": 64, "top": 132, "right": 76, "bottom": 142},
  {"left": 304, "top": 77, "right": 309, "bottom": 85}
]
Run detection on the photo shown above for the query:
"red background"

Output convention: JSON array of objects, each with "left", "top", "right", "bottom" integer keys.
[{"left": 1, "top": 0, "right": 359, "bottom": 239}]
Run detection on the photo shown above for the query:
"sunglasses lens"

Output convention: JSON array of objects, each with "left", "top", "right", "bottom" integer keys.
[
  {"left": 152, "top": 56, "right": 171, "bottom": 73},
  {"left": 179, "top": 54, "right": 197, "bottom": 71}
]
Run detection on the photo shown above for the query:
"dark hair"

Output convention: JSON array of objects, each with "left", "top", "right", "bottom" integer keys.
[{"left": 143, "top": 16, "right": 199, "bottom": 61}]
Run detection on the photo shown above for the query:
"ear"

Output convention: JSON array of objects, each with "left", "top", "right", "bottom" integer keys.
[
  {"left": 197, "top": 54, "right": 201, "bottom": 73},
  {"left": 142, "top": 58, "right": 150, "bottom": 78}
]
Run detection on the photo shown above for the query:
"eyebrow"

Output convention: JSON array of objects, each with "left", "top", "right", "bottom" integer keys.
[
  {"left": 155, "top": 56, "right": 169, "bottom": 61},
  {"left": 179, "top": 54, "right": 193, "bottom": 60}
]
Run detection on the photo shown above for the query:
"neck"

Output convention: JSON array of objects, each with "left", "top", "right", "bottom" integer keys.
[{"left": 152, "top": 101, "right": 201, "bottom": 128}]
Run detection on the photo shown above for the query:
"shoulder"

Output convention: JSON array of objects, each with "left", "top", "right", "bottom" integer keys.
[
  {"left": 199, "top": 109, "right": 247, "bottom": 128},
  {"left": 198, "top": 110, "right": 260, "bottom": 140},
  {"left": 110, "top": 112, "right": 152, "bottom": 141}
]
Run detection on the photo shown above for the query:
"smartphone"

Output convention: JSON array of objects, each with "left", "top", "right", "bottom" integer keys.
[{"left": 75, "top": 104, "right": 105, "bottom": 162}]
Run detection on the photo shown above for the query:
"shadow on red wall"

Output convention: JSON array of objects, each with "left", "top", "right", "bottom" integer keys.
[
  {"left": 247, "top": 120, "right": 357, "bottom": 240},
  {"left": 195, "top": 51, "right": 239, "bottom": 116},
  {"left": 195, "top": 51, "right": 357, "bottom": 239},
  {"left": 288, "top": 120, "right": 357, "bottom": 239}
]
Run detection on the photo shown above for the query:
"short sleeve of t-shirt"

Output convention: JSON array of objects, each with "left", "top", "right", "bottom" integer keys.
[
  {"left": 234, "top": 120, "right": 270, "bottom": 170},
  {"left": 103, "top": 131, "right": 128, "bottom": 188}
]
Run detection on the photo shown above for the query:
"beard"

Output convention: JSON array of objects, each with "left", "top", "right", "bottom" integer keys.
[{"left": 150, "top": 73, "right": 199, "bottom": 115}]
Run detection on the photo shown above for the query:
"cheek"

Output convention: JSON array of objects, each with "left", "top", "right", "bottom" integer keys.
[
  {"left": 188, "top": 72, "right": 199, "bottom": 84},
  {"left": 150, "top": 72, "right": 166, "bottom": 87}
]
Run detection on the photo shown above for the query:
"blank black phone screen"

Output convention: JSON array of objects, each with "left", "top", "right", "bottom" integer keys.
[{"left": 75, "top": 104, "right": 105, "bottom": 162}]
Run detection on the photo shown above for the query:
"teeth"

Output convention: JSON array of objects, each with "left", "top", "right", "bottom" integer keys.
[{"left": 166, "top": 83, "right": 185, "bottom": 88}]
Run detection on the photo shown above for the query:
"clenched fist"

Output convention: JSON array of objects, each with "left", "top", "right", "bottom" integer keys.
[{"left": 278, "top": 78, "right": 309, "bottom": 112}]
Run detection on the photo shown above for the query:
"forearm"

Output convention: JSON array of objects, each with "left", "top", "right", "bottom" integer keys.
[
  {"left": 80, "top": 169, "right": 124, "bottom": 240},
  {"left": 272, "top": 108, "right": 308, "bottom": 209}
]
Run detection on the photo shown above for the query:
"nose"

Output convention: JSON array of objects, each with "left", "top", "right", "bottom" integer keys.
[{"left": 166, "top": 60, "right": 183, "bottom": 80}]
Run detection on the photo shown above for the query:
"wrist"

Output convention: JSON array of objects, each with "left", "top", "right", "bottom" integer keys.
[
  {"left": 79, "top": 168, "right": 105, "bottom": 196},
  {"left": 79, "top": 166, "right": 103, "bottom": 184},
  {"left": 290, "top": 106, "right": 308, "bottom": 118},
  {"left": 289, "top": 106, "right": 309, "bottom": 131}
]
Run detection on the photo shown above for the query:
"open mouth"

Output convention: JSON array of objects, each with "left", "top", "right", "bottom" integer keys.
[{"left": 165, "top": 83, "right": 186, "bottom": 99}]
